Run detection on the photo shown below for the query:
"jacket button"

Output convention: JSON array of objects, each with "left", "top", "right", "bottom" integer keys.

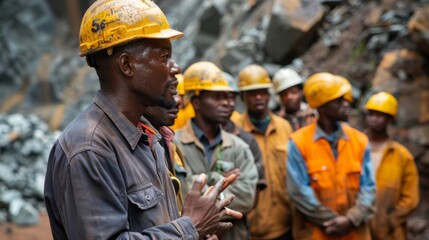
[{"left": 145, "top": 195, "right": 151, "bottom": 201}]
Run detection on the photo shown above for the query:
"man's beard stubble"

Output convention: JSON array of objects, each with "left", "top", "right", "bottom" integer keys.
[{"left": 154, "top": 88, "right": 176, "bottom": 109}]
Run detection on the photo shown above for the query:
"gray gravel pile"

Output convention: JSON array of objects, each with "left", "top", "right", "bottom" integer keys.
[{"left": 0, "top": 113, "right": 59, "bottom": 226}]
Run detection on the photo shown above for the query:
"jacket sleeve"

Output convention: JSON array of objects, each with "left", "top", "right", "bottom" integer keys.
[
  {"left": 222, "top": 143, "right": 258, "bottom": 215},
  {"left": 387, "top": 149, "right": 419, "bottom": 230},
  {"left": 346, "top": 145, "right": 376, "bottom": 227},
  {"left": 61, "top": 150, "right": 198, "bottom": 240},
  {"left": 286, "top": 140, "right": 338, "bottom": 226}
]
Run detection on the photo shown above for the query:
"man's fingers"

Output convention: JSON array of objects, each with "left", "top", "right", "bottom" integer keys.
[
  {"left": 224, "top": 207, "right": 242, "bottom": 219},
  {"left": 221, "top": 174, "right": 238, "bottom": 191},
  {"left": 217, "top": 195, "right": 242, "bottom": 219},
  {"left": 218, "top": 194, "right": 234, "bottom": 209},
  {"left": 325, "top": 226, "right": 334, "bottom": 234},
  {"left": 206, "top": 177, "right": 227, "bottom": 198},
  {"left": 215, "top": 222, "right": 234, "bottom": 233},
  {"left": 191, "top": 174, "right": 207, "bottom": 192},
  {"left": 323, "top": 219, "right": 335, "bottom": 227},
  {"left": 203, "top": 185, "right": 215, "bottom": 196}
]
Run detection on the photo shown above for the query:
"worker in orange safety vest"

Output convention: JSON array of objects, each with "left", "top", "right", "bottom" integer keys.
[{"left": 286, "top": 72, "right": 376, "bottom": 240}]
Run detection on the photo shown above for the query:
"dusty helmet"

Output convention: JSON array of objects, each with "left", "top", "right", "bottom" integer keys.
[
  {"left": 365, "top": 91, "right": 398, "bottom": 117},
  {"left": 79, "top": 0, "right": 183, "bottom": 57},
  {"left": 304, "top": 72, "right": 351, "bottom": 108},
  {"left": 183, "top": 62, "right": 233, "bottom": 94},
  {"left": 238, "top": 65, "right": 272, "bottom": 91}
]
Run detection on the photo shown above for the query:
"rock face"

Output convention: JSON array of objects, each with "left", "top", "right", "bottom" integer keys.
[
  {"left": 264, "top": 0, "right": 324, "bottom": 63},
  {"left": 408, "top": 6, "right": 429, "bottom": 58}
]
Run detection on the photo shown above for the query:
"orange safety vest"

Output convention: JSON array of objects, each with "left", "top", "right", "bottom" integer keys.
[{"left": 290, "top": 122, "right": 371, "bottom": 240}]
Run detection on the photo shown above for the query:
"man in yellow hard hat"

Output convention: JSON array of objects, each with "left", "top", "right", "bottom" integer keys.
[
  {"left": 273, "top": 67, "right": 317, "bottom": 131},
  {"left": 175, "top": 61, "right": 258, "bottom": 240},
  {"left": 364, "top": 92, "right": 419, "bottom": 240},
  {"left": 233, "top": 64, "right": 293, "bottom": 240},
  {"left": 286, "top": 72, "right": 376, "bottom": 240},
  {"left": 44, "top": 1, "right": 242, "bottom": 239}
]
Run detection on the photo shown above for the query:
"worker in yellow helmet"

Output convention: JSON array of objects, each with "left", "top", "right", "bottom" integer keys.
[
  {"left": 44, "top": 0, "right": 242, "bottom": 239},
  {"left": 233, "top": 64, "right": 293, "bottom": 240},
  {"left": 365, "top": 92, "right": 419, "bottom": 240},
  {"left": 175, "top": 61, "right": 258, "bottom": 240},
  {"left": 286, "top": 72, "right": 376, "bottom": 240}
]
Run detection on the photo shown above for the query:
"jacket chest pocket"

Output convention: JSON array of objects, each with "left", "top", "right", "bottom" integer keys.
[
  {"left": 128, "top": 183, "right": 164, "bottom": 210},
  {"left": 308, "top": 165, "right": 332, "bottom": 190},
  {"left": 126, "top": 183, "right": 166, "bottom": 230},
  {"left": 307, "top": 164, "right": 336, "bottom": 204}
]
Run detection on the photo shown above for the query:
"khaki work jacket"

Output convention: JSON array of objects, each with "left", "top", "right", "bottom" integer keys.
[
  {"left": 175, "top": 121, "right": 258, "bottom": 240},
  {"left": 233, "top": 111, "right": 293, "bottom": 239},
  {"left": 370, "top": 140, "right": 419, "bottom": 240}
]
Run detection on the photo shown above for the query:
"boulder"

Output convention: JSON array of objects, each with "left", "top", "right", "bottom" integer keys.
[{"left": 264, "top": 0, "right": 324, "bottom": 63}]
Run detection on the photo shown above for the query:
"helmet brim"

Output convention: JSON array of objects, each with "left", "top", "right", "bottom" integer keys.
[
  {"left": 146, "top": 28, "right": 184, "bottom": 40},
  {"left": 239, "top": 83, "right": 273, "bottom": 92},
  {"left": 201, "top": 86, "right": 235, "bottom": 92}
]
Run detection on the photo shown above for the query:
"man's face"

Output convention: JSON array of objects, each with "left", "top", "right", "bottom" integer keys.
[
  {"left": 279, "top": 85, "right": 302, "bottom": 113},
  {"left": 132, "top": 39, "right": 180, "bottom": 108},
  {"left": 193, "top": 91, "right": 230, "bottom": 124},
  {"left": 242, "top": 89, "right": 270, "bottom": 116},
  {"left": 365, "top": 110, "right": 391, "bottom": 132},
  {"left": 320, "top": 96, "right": 350, "bottom": 122},
  {"left": 144, "top": 99, "right": 179, "bottom": 129}
]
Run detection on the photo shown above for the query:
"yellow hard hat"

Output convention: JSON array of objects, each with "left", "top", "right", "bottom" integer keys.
[
  {"left": 335, "top": 75, "right": 353, "bottom": 103},
  {"left": 238, "top": 65, "right": 272, "bottom": 91},
  {"left": 176, "top": 74, "right": 185, "bottom": 95},
  {"left": 79, "top": 0, "right": 184, "bottom": 57},
  {"left": 365, "top": 91, "right": 398, "bottom": 117},
  {"left": 183, "top": 62, "right": 233, "bottom": 94},
  {"left": 304, "top": 72, "right": 351, "bottom": 108}
]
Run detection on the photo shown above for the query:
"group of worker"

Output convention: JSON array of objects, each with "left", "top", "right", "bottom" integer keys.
[{"left": 43, "top": 0, "right": 420, "bottom": 239}]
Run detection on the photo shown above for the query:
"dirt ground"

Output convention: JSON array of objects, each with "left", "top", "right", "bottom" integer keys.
[{"left": 0, "top": 212, "right": 52, "bottom": 240}]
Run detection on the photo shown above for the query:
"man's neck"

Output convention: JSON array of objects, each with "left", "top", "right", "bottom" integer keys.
[
  {"left": 247, "top": 110, "right": 269, "bottom": 121},
  {"left": 317, "top": 118, "right": 338, "bottom": 135},
  {"left": 100, "top": 89, "right": 147, "bottom": 126},
  {"left": 367, "top": 129, "right": 388, "bottom": 144},
  {"left": 193, "top": 117, "right": 220, "bottom": 142},
  {"left": 285, "top": 108, "right": 299, "bottom": 116}
]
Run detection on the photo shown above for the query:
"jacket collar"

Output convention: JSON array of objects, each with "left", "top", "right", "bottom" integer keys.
[
  {"left": 313, "top": 121, "right": 348, "bottom": 142},
  {"left": 240, "top": 111, "right": 277, "bottom": 136},
  {"left": 178, "top": 120, "right": 233, "bottom": 149},
  {"left": 93, "top": 91, "right": 143, "bottom": 150}
]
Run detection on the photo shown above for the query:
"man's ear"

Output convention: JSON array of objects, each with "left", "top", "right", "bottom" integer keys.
[{"left": 118, "top": 53, "right": 134, "bottom": 78}]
